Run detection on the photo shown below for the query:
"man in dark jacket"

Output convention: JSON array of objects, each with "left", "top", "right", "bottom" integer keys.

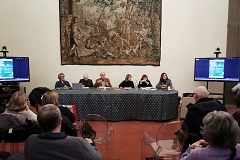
[
  {"left": 55, "top": 73, "right": 71, "bottom": 89},
  {"left": 24, "top": 104, "right": 102, "bottom": 160},
  {"left": 182, "top": 86, "right": 226, "bottom": 152}
]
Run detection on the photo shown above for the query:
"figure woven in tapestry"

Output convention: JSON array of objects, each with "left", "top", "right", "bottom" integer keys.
[{"left": 59, "top": 0, "right": 162, "bottom": 65}]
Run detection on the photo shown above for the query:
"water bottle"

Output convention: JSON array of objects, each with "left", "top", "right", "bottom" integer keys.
[{"left": 135, "top": 80, "right": 138, "bottom": 90}]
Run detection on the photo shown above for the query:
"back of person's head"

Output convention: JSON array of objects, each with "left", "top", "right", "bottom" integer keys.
[
  {"left": 29, "top": 87, "right": 51, "bottom": 108},
  {"left": 42, "top": 91, "right": 59, "bottom": 106},
  {"left": 201, "top": 111, "right": 240, "bottom": 148},
  {"left": 37, "top": 104, "right": 61, "bottom": 132},
  {"left": 6, "top": 91, "right": 28, "bottom": 112},
  {"left": 194, "top": 86, "right": 209, "bottom": 101}
]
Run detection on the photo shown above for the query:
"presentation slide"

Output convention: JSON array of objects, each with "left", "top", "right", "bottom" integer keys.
[
  {"left": 209, "top": 59, "right": 224, "bottom": 78},
  {"left": 0, "top": 59, "right": 14, "bottom": 79}
]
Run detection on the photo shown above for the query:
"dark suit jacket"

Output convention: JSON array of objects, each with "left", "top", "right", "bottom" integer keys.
[
  {"left": 55, "top": 80, "right": 71, "bottom": 88},
  {"left": 94, "top": 78, "right": 112, "bottom": 88},
  {"left": 79, "top": 79, "right": 93, "bottom": 87}
]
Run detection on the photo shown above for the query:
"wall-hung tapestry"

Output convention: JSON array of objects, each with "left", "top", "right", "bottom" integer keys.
[{"left": 59, "top": 0, "right": 161, "bottom": 65}]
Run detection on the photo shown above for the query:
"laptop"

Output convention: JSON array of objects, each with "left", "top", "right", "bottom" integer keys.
[{"left": 72, "top": 83, "right": 83, "bottom": 90}]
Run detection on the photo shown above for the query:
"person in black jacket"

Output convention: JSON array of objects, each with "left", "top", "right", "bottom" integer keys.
[
  {"left": 138, "top": 74, "right": 152, "bottom": 88},
  {"left": 119, "top": 74, "right": 134, "bottom": 88},
  {"left": 42, "top": 91, "right": 77, "bottom": 136},
  {"left": 55, "top": 73, "right": 71, "bottom": 89},
  {"left": 24, "top": 104, "right": 102, "bottom": 160},
  {"left": 182, "top": 86, "right": 227, "bottom": 153},
  {"left": 79, "top": 74, "right": 93, "bottom": 87},
  {"left": 42, "top": 91, "right": 75, "bottom": 123}
]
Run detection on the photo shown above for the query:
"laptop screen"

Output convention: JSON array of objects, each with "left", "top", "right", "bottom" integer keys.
[{"left": 72, "top": 83, "right": 83, "bottom": 90}]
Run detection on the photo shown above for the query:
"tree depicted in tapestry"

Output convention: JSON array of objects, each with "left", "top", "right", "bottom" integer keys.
[{"left": 59, "top": 0, "right": 161, "bottom": 65}]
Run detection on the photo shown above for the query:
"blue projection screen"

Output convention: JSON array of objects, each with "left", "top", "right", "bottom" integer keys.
[
  {"left": 194, "top": 57, "right": 240, "bottom": 82},
  {"left": 0, "top": 57, "right": 30, "bottom": 82}
]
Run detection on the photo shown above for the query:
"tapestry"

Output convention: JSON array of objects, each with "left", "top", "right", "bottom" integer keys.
[{"left": 59, "top": 0, "right": 162, "bottom": 65}]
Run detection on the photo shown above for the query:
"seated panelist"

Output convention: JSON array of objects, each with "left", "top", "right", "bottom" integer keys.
[
  {"left": 55, "top": 73, "right": 71, "bottom": 89},
  {"left": 156, "top": 72, "right": 172, "bottom": 90},
  {"left": 119, "top": 74, "right": 134, "bottom": 88},
  {"left": 94, "top": 72, "right": 112, "bottom": 88},
  {"left": 138, "top": 74, "right": 152, "bottom": 88},
  {"left": 79, "top": 74, "right": 93, "bottom": 87}
]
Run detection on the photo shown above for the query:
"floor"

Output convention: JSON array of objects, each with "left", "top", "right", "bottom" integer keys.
[
  {"left": 1, "top": 106, "right": 238, "bottom": 160},
  {"left": 99, "top": 107, "right": 237, "bottom": 160},
  {"left": 106, "top": 120, "right": 166, "bottom": 160},
  {"left": 97, "top": 106, "right": 238, "bottom": 160}
]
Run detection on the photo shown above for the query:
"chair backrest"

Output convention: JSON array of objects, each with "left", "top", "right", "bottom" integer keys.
[
  {"left": 180, "top": 97, "right": 195, "bottom": 119},
  {"left": 81, "top": 114, "right": 114, "bottom": 160},
  {"left": 155, "top": 121, "right": 188, "bottom": 158},
  {"left": 141, "top": 130, "right": 156, "bottom": 159},
  {"left": 82, "top": 114, "right": 108, "bottom": 141}
]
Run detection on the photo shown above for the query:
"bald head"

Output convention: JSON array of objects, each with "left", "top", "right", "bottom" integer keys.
[
  {"left": 100, "top": 72, "right": 106, "bottom": 79},
  {"left": 194, "top": 86, "right": 209, "bottom": 102},
  {"left": 100, "top": 72, "right": 105, "bottom": 76},
  {"left": 83, "top": 74, "right": 88, "bottom": 80}
]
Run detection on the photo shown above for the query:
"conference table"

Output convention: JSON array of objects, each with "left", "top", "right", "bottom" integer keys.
[{"left": 55, "top": 88, "right": 178, "bottom": 121}]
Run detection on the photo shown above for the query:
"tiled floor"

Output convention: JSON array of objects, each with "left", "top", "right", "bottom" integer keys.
[
  {"left": 106, "top": 120, "right": 173, "bottom": 160},
  {"left": 1, "top": 106, "right": 238, "bottom": 160}
]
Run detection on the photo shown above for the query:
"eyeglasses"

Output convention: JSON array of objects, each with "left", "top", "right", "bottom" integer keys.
[{"left": 27, "top": 98, "right": 30, "bottom": 104}]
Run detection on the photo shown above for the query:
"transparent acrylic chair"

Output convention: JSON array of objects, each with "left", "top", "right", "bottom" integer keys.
[
  {"left": 141, "top": 121, "right": 188, "bottom": 160},
  {"left": 80, "top": 114, "right": 114, "bottom": 160}
]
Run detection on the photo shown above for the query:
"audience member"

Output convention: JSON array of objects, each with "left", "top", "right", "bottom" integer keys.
[
  {"left": 232, "top": 93, "right": 240, "bottom": 127},
  {"left": 55, "top": 73, "right": 71, "bottom": 89},
  {"left": 156, "top": 72, "right": 172, "bottom": 90},
  {"left": 79, "top": 74, "right": 93, "bottom": 87},
  {"left": 119, "top": 74, "right": 134, "bottom": 88},
  {"left": 4, "top": 91, "right": 37, "bottom": 123},
  {"left": 28, "top": 87, "right": 51, "bottom": 111},
  {"left": 24, "top": 104, "right": 102, "bottom": 160},
  {"left": 94, "top": 72, "right": 112, "bottom": 88},
  {"left": 181, "top": 111, "right": 240, "bottom": 160},
  {"left": 42, "top": 91, "right": 76, "bottom": 136},
  {"left": 182, "top": 86, "right": 226, "bottom": 152},
  {"left": 138, "top": 74, "right": 152, "bottom": 88},
  {"left": 42, "top": 91, "right": 75, "bottom": 123}
]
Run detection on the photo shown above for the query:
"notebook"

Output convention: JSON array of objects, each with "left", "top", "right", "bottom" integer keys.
[{"left": 72, "top": 83, "right": 83, "bottom": 90}]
